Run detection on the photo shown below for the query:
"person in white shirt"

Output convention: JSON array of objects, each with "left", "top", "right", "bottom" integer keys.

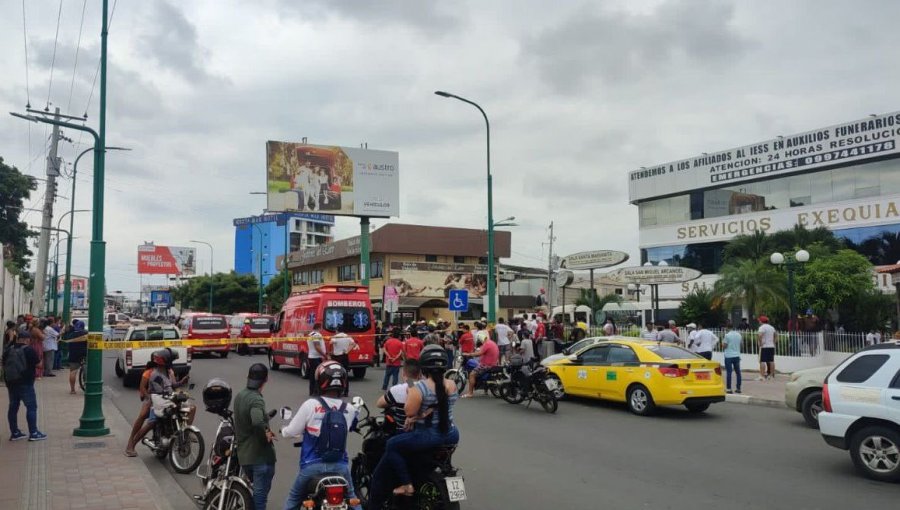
[
  {"left": 757, "top": 316, "right": 777, "bottom": 381},
  {"left": 641, "top": 323, "right": 658, "bottom": 341},
  {"left": 874, "top": 331, "right": 882, "bottom": 344},
  {"left": 865, "top": 331, "right": 876, "bottom": 346},
  {"left": 296, "top": 163, "right": 312, "bottom": 210},
  {"left": 307, "top": 323, "right": 327, "bottom": 395},
  {"left": 685, "top": 323, "right": 699, "bottom": 352},
  {"left": 517, "top": 333, "right": 535, "bottom": 361},
  {"left": 693, "top": 323, "right": 719, "bottom": 360},
  {"left": 330, "top": 332, "right": 358, "bottom": 397},
  {"left": 42, "top": 319, "right": 59, "bottom": 377},
  {"left": 494, "top": 317, "right": 514, "bottom": 362}
]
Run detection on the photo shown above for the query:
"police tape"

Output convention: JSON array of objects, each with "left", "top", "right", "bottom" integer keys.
[{"left": 86, "top": 336, "right": 302, "bottom": 350}]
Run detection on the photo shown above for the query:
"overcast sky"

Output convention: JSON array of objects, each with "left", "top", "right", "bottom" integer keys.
[{"left": 2, "top": 0, "right": 899, "bottom": 297}]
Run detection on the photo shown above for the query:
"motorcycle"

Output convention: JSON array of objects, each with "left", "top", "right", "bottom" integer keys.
[
  {"left": 499, "top": 356, "right": 560, "bottom": 414},
  {"left": 443, "top": 352, "right": 507, "bottom": 397},
  {"left": 142, "top": 385, "right": 205, "bottom": 474},
  {"left": 350, "top": 396, "right": 466, "bottom": 510},
  {"left": 280, "top": 406, "right": 360, "bottom": 510}
]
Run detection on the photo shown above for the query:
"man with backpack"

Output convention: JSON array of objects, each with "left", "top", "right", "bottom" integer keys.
[
  {"left": 281, "top": 361, "right": 362, "bottom": 510},
  {"left": 3, "top": 329, "right": 46, "bottom": 441}
]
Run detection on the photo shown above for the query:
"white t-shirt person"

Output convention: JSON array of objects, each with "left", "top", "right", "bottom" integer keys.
[
  {"left": 758, "top": 323, "right": 776, "bottom": 349},
  {"left": 331, "top": 333, "right": 355, "bottom": 355},
  {"left": 495, "top": 323, "right": 513, "bottom": 347},
  {"left": 307, "top": 330, "right": 326, "bottom": 359}
]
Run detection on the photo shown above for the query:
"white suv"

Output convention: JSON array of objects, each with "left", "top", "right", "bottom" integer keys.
[
  {"left": 113, "top": 325, "right": 191, "bottom": 388},
  {"left": 819, "top": 343, "right": 900, "bottom": 482}
]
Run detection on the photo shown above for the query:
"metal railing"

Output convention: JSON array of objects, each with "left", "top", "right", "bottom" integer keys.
[{"left": 823, "top": 331, "right": 869, "bottom": 353}]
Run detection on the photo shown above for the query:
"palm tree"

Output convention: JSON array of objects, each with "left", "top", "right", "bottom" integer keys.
[
  {"left": 713, "top": 259, "right": 788, "bottom": 319},
  {"left": 575, "top": 289, "right": 622, "bottom": 313},
  {"left": 723, "top": 230, "right": 770, "bottom": 263}
]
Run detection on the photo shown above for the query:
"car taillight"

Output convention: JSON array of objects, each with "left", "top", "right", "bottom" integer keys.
[
  {"left": 186, "top": 348, "right": 192, "bottom": 362},
  {"left": 125, "top": 350, "right": 132, "bottom": 368},
  {"left": 658, "top": 366, "right": 689, "bottom": 378},
  {"left": 325, "top": 485, "right": 345, "bottom": 506},
  {"left": 714, "top": 366, "right": 722, "bottom": 376},
  {"left": 822, "top": 382, "right": 832, "bottom": 413}
]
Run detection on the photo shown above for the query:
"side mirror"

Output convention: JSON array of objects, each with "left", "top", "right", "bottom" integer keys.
[
  {"left": 280, "top": 406, "right": 293, "bottom": 420},
  {"left": 567, "top": 354, "right": 578, "bottom": 361},
  {"left": 188, "top": 383, "right": 196, "bottom": 390},
  {"left": 351, "top": 396, "right": 365, "bottom": 408}
]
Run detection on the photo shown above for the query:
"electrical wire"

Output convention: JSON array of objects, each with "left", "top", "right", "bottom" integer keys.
[
  {"left": 21, "top": 0, "right": 31, "bottom": 108},
  {"left": 66, "top": 0, "right": 88, "bottom": 113},
  {"left": 45, "top": 0, "right": 65, "bottom": 110}
]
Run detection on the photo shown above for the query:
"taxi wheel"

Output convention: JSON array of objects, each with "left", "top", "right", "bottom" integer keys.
[{"left": 627, "top": 385, "right": 656, "bottom": 416}]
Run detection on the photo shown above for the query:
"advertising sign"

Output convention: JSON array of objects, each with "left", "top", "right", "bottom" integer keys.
[
  {"left": 383, "top": 285, "right": 399, "bottom": 313},
  {"left": 137, "top": 245, "right": 196, "bottom": 275},
  {"left": 149, "top": 290, "right": 173, "bottom": 306},
  {"left": 389, "top": 262, "right": 487, "bottom": 298},
  {"left": 561, "top": 250, "right": 630, "bottom": 270},
  {"left": 629, "top": 110, "right": 900, "bottom": 202},
  {"left": 554, "top": 270, "right": 574, "bottom": 288},
  {"left": 266, "top": 141, "right": 399, "bottom": 218},
  {"left": 607, "top": 266, "right": 702, "bottom": 285},
  {"left": 56, "top": 275, "right": 88, "bottom": 308}
]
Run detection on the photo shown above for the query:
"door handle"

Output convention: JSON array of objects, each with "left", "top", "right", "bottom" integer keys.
[{"left": 892, "top": 396, "right": 900, "bottom": 401}]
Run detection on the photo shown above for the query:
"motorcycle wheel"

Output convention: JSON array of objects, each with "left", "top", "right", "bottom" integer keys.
[
  {"left": 416, "top": 472, "right": 461, "bottom": 510},
  {"left": 488, "top": 383, "right": 501, "bottom": 398},
  {"left": 351, "top": 455, "right": 372, "bottom": 508},
  {"left": 538, "top": 392, "right": 559, "bottom": 414},
  {"left": 170, "top": 429, "right": 205, "bottom": 474},
  {"left": 445, "top": 369, "right": 466, "bottom": 395},
  {"left": 500, "top": 383, "right": 525, "bottom": 404},
  {"left": 548, "top": 374, "right": 565, "bottom": 400},
  {"left": 203, "top": 484, "right": 253, "bottom": 510}
]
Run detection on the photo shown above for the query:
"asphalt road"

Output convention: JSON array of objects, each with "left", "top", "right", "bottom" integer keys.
[{"left": 101, "top": 352, "right": 899, "bottom": 510}]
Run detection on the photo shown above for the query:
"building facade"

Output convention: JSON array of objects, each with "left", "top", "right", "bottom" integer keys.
[
  {"left": 629, "top": 110, "right": 900, "bottom": 299},
  {"left": 234, "top": 212, "right": 335, "bottom": 285},
  {"left": 286, "top": 224, "right": 511, "bottom": 325}
]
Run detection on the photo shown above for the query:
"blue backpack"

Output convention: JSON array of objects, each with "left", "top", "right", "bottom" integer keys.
[{"left": 315, "top": 397, "right": 348, "bottom": 463}]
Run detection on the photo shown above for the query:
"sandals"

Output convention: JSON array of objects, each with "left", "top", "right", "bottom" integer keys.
[{"left": 124, "top": 450, "right": 138, "bottom": 457}]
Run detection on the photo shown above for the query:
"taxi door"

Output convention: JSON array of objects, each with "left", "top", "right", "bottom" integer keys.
[
  {"left": 603, "top": 344, "right": 642, "bottom": 402},
  {"left": 565, "top": 344, "right": 611, "bottom": 396}
]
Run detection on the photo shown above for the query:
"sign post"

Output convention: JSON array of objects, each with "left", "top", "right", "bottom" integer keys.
[{"left": 448, "top": 289, "right": 469, "bottom": 329}]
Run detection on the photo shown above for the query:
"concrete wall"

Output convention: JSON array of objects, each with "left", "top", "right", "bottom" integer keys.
[{"left": 1, "top": 243, "right": 33, "bottom": 321}]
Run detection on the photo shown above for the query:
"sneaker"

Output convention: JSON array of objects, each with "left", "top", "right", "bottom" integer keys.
[
  {"left": 10, "top": 431, "right": 26, "bottom": 441},
  {"left": 736, "top": 390, "right": 742, "bottom": 394},
  {"left": 726, "top": 390, "right": 733, "bottom": 394},
  {"left": 28, "top": 432, "right": 47, "bottom": 442}
]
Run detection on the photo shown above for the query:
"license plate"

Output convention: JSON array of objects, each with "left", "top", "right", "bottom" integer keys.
[
  {"left": 445, "top": 476, "right": 467, "bottom": 502},
  {"left": 695, "top": 372, "right": 710, "bottom": 380},
  {"left": 545, "top": 379, "right": 560, "bottom": 390}
]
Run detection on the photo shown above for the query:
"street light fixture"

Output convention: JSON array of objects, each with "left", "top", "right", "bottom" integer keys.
[
  {"left": 435, "top": 90, "right": 496, "bottom": 322},
  {"left": 189, "top": 240, "right": 214, "bottom": 313},
  {"left": 770, "top": 249, "right": 811, "bottom": 330}
]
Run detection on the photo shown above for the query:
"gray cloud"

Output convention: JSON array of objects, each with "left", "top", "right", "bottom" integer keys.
[
  {"left": 137, "top": 0, "right": 217, "bottom": 83},
  {"left": 276, "top": 0, "right": 462, "bottom": 33}
]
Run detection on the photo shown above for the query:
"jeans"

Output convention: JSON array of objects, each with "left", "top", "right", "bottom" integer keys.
[
  {"left": 382, "top": 366, "right": 400, "bottom": 390},
  {"left": 725, "top": 356, "right": 741, "bottom": 391},
  {"left": 369, "top": 426, "right": 460, "bottom": 509},
  {"left": 54, "top": 349, "right": 62, "bottom": 370},
  {"left": 283, "top": 461, "right": 361, "bottom": 510},
  {"left": 43, "top": 350, "right": 56, "bottom": 376},
  {"left": 698, "top": 351, "right": 713, "bottom": 360},
  {"left": 333, "top": 354, "right": 350, "bottom": 396},
  {"left": 308, "top": 357, "right": 322, "bottom": 395},
  {"left": 7, "top": 383, "right": 38, "bottom": 434},
  {"left": 245, "top": 463, "right": 276, "bottom": 510}
]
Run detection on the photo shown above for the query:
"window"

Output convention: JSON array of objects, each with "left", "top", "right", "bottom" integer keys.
[
  {"left": 425, "top": 255, "right": 438, "bottom": 262},
  {"left": 478, "top": 257, "right": 488, "bottom": 265},
  {"left": 323, "top": 307, "right": 371, "bottom": 333},
  {"left": 453, "top": 256, "right": 466, "bottom": 264},
  {"left": 580, "top": 345, "right": 610, "bottom": 365},
  {"left": 607, "top": 345, "right": 639, "bottom": 363},
  {"left": 645, "top": 345, "right": 702, "bottom": 360},
  {"left": 370, "top": 260, "right": 384, "bottom": 279},
  {"left": 310, "top": 270, "right": 324, "bottom": 284},
  {"left": 890, "top": 368, "right": 900, "bottom": 389},
  {"left": 337, "top": 265, "right": 357, "bottom": 282},
  {"left": 836, "top": 354, "right": 890, "bottom": 383}
]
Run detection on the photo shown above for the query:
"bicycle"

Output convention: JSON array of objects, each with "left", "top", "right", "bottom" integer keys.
[{"left": 78, "top": 359, "right": 86, "bottom": 391}]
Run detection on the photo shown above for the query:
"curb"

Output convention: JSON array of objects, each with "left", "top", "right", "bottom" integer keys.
[{"left": 724, "top": 393, "right": 788, "bottom": 409}]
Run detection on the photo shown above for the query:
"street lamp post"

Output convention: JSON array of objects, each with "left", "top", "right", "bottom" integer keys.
[
  {"left": 770, "top": 249, "right": 811, "bottom": 331},
  {"left": 435, "top": 91, "right": 496, "bottom": 322},
  {"left": 251, "top": 224, "right": 266, "bottom": 313},
  {"left": 190, "top": 240, "right": 214, "bottom": 313}
]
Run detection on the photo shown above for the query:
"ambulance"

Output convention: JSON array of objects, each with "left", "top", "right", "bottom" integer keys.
[{"left": 268, "top": 285, "right": 376, "bottom": 378}]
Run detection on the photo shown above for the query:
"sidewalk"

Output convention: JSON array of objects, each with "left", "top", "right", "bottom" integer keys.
[
  {"left": 724, "top": 371, "right": 789, "bottom": 408},
  {"left": 0, "top": 373, "right": 180, "bottom": 510}
]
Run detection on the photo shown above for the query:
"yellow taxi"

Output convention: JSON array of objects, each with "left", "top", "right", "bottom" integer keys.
[{"left": 545, "top": 338, "right": 725, "bottom": 415}]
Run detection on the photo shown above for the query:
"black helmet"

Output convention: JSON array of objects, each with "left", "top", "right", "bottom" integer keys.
[
  {"left": 316, "top": 360, "right": 348, "bottom": 394},
  {"left": 151, "top": 349, "right": 171, "bottom": 367},
  {"left": 419, "top": 344, "right": 449, "bottom": 370},
  {"left": 203, "top": 378, "right": 232, "bottom": 413}
]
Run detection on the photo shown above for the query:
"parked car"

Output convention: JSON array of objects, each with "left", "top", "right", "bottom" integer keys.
[
  {"left": 114, "top": 325, "right": 191, "bottom": 387},
  {"left": 818, "top": 342, "right": 900, "bottom": 482},
  {"left": 784, "top": 366, "right": 834, "bottom": 428},
  {"left": 178, "top": 312, "right": 230, "bottom": 358}
]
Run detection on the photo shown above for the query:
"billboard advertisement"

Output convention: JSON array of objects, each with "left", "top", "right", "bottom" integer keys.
[
  {"left": 149, "top": 290, "right": 173, "bottom": 306},
  {"left": 389, "top": 262, "right": 488, "bottom": 299},
  {"left": 56, "top": 275, "right": 88, "bottom": 308},
  {"left": 137, "top": 244, "right": 196, "bottom": 275},
  {"left": 266, "top": 141, "right": 399, "bottom": 218}
]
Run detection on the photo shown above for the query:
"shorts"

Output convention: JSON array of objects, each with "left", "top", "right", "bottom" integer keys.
[
  {"left": 68, "top": 361, "right": 82, "bottom": 370},
  {"left": 760, "top": 347, "right": 775, "bottom": 363},
  {"left": 147, "top": 409, "right": 158, "bottom": 423},
  {"left": 499, "top": 344, "right": 510, "bottom": 356},
  {"left": 472, "top": 365, "right": 497, "bottom": 378}
]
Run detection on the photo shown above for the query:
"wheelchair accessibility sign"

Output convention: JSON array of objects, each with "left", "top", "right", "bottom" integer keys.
[{"left": 448, "top": 289, "right": 469, "bottom": 312}]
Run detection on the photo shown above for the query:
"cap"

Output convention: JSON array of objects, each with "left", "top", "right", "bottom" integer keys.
[
  {"left": 686, "top": 323, "right": 697, "bottom": 329},
  {"left": 758, "top": 316, "right": 769, "bottom": 323},
  {"left": 247, "top": 363, "right": 269, "bottom": 390},
  {"left": 244, "top": 319, "right": 251, "bottom": 324}
]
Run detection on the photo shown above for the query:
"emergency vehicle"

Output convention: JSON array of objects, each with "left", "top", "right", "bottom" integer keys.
[
  {"left": 178, "top": 312, "right": 230, "bottom": 358},
  {"left": 268, "top": 285, "right": 376, "bottom": 378}
]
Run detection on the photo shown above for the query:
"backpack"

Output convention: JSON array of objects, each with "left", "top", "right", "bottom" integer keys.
[
  {"left": 315, "top": 397, "right": 348, "bottom": 463},
  {"left": 3, "top": 344, "right": 28, "bottom": 384}
]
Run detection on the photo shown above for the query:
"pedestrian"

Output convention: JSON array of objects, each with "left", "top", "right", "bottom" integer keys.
[
  {"left": 473, "top": 321, "right": 489, "bottom": 347},
  {"left": 693, "top": 323, "right": 718, "bottom": 360},
  {"left": 494, "top": 317, "right": 513, "bottom": 363},
  {"left": 738, "top": 317, "right": 751, "bottom": 331},
  {"left": 52, "top": 317, "right": 63, "bottom": 370},
  {"left": 330, "top": 332, "right": 358, "bottom": 397},
  {"left": 518, "top": 328, "right": 535, "bottom": 361},
  {"left": 667, "top": 319, "right": 680, "bottom": 337},
  {"left": 381, "top": 328, "right": 404, "bottom": 390},
  {"left": 549, "top": 318, "right": 564, "bottom": 342},
  {"left": 685, "top": 323, "right": 698, "bottom": 352},
  {"left": 641, "top": 322, "right": 658, "bottom": 341},
  {"left": 874, "top": 330, "right": 882, "bottom": 344},
  {"left": 602, "top": 318, "right": 615, "bottom": 336},
  {"left": 63, "top": 320, "right": 88, "bottom": 394},
  {"left": 657, "top": 324, "right": 678, "bottom": 343},
  {"left": 457, "top": 324, "right": 474, "bottom": 357},
  {"left": 29, "top": 319, "right": 45, "bottom": 379},
  {"left": 865, "top": 330, "right": 876, "bottom": 346},
  {"left": 403, "top": 330, "right": 424, "bottom": 361},
  {"left": 42, "top": 317, "right": 59, "bottom": 377},
  {"left": 3, "top": 328, "right": 47, "bottom": 441},
  {"left": 757, "top": 315, "right": 777, "bottom": 381},
  {"left": 4, "top": 321, "right": 17, "bottom": 349},
  {"left": 723, "top": 321, "right": 742, "bottom": 394},
  {"left": 307, "top": 323, "right": 327, "bottom": 395},
  {"left": 234, "top": 363, "right": 277, "bottom": 510}
]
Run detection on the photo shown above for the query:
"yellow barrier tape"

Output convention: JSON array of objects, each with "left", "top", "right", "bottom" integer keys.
[{"left": 88, "top": 336, "right": 312, "bottom": 350}]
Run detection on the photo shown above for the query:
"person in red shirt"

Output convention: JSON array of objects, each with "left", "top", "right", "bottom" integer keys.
[
  {"left": 381, "top": 329, "right": 404, "bottom": 390},
  {"left": 404, "top": 334, "right": 424, "bottom": 361},
  {"left": 457, "top": 324, "right": 475, "bottom": 355},
  {"left": 462, "top": 336, "right": 499, "bottom": 398}
]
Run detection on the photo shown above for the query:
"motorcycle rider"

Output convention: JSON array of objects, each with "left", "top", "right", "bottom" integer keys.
[
  {"left": 281, "top": 361, "right": 362, "bottom": 510},
  {"left": 124, "top": 350, "right": 191, "bottom": 454},
  {"left": 369, "top": 345, "right": 460, "bottom": 507},
  {"left": 461, "top": 331, "right": 499, "bottom": 398},
  {"left": 376, "top": 359, "right": 423, "bottom": 425}
]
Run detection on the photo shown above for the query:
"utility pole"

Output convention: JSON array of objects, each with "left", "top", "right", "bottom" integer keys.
[
  {"left": 546, "top": 221, "right": 555, "bottom": 313},
  {"left": 33, "top": 107, "right": 62, "bottom": 315}
]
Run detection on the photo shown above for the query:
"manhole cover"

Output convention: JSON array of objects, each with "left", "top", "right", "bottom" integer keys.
[{"left": 73, "top": 441, "right": 106, "bottom": 449}]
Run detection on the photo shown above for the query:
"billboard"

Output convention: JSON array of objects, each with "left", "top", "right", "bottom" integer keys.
[
  {"left": 389, "top": 262, "right": 488, "bottom": 299},
  {"left": 137, "top": 244, "right": 196, "bottom": 275},
  {"left": 628, "top": 110, "right": 900, "bottom": 203},
  {"left": 149, "top": 290, "right": 173, "bottom": 306},
  {"left": 266, "top": 141, "right": 399, "bottom": 218},
  {"left": 56, "top": 275, "right": 88, "bottom": 308},
  {"left": 561, "top": 250, "right": 629, "bottom": 270}
]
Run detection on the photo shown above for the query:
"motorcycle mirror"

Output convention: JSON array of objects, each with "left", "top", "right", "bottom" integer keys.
[
  {"left": 188, "top": 383, "right": 196, "bottom": 390},
  {"left": 280, "top": 406, "right": 293, "bottom": 420},
  {"left": 350, "top": 396, "right": 365, "bottom": 408}
]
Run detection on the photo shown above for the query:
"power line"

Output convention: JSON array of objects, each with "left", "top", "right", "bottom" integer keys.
[
  {"left": 45, "top": 0, "right": 65, "bottom": 110},
  {"left": 66, "top": 0, "right": 89, "bottom": 113},
  {"left": 21, "top": 0, "right": 31, "bottom": 107}
]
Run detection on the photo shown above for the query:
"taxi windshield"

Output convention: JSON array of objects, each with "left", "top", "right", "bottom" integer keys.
[
  {"left": 323, "top": 307, "right": 371, "bottom": 333},
  {"left": 645, "top": 344, "right": 703, "bottom": 360}
]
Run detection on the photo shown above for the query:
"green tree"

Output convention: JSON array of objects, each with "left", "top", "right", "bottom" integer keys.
[
  {"left": 723, "top": 230, "right": 770, "bottom": 264},
  {"left": 0, "top": 157, "right": 37, "bottom": 288},
  {"left": 795, "top": 249, "right": 874, "bottom": 316},
  {"left": 713, "top": 259, "right": 787, "bottom": 319},
  {"left": 837, "top": 288, "right": 896, "bottom": 332},
  {"left": 675, "top": 287, "right": 727, "bottom": 327},
  {"left": 172, "top": 272, "right": 259, "bottom": 314},
  {"left": 574, "top": 289, "right": 622, "bottom": 313}
]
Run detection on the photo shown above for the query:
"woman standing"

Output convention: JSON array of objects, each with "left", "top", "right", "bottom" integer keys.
[{"left": 29, "top": 319, "right": 45, "bottom": 379}]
